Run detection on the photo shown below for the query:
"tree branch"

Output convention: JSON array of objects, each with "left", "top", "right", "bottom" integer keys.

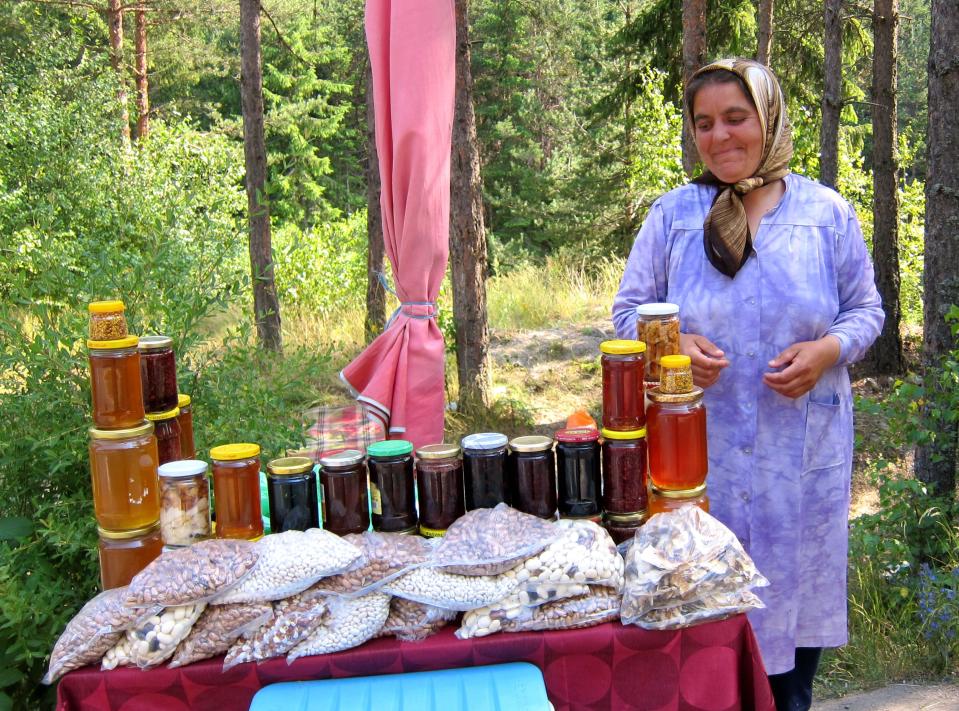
[{"left": 260, "top": 3, "right": 312, "bottom": 68}]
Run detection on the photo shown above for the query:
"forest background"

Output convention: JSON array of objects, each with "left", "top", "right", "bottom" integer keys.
[{"left": 0, "top": 0, "right": 957, "bottom": 708}]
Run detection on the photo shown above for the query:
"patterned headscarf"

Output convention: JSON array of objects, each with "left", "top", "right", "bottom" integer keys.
[{"left": 689, "top": 58, "right": 793, "bottom": 278}]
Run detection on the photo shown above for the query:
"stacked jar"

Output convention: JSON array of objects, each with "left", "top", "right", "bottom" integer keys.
[
  {"left": 86, "top": 301, "right": 162, "bottom": 589},
  {"left": 635, "top": 303, "right": 681, "bottom": 387},
  {"left": 598, "top": 340, "right": 649, "bottom": 542},
  {"left": 139, "top": 335, "right": 182, "bottom": 463}
]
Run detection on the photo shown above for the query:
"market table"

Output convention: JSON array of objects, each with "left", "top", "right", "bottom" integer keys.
[{"left": 57, "top": 615, "right": 775, "bottom": 711}]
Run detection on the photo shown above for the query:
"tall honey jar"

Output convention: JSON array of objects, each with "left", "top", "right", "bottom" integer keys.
[
  {"left": 88, "top": 335, "right": 144, "bottom": 430},
  {"left": 88, "top": 422, "right": 161, "bottom": 531}
]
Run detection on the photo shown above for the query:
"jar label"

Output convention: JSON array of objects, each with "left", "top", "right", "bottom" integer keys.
[
  {"left": 370, "top": 483, "right": 382, "bottom": 515},
  {"left": 418, "top": 525, "right": 446, "bottom": 538}
]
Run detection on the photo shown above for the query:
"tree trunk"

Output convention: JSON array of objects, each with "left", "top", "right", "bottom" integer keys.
[
  {"left": 106, "top": 0, "right": 130, "bottom": 144},
  {"left": 681, "top": 0, "right": 707, "bottom": 176},
  {"left": 365, "top": 59, "right": 386, "bottom": 344},
  {"left": 133, "top": 8, "right": 149, "bottom": 141},
  {"left": 450, "top": 0, "right": 491, "bottom": 409},
  {"left": 869, "top": 0, "right": 903, "bottom": 375},
  {"left": 916, "top": 0, "right": 959, "bottom": 496},
  {"left": 757, "top": 0, "right": 774, "bottom": 66},
  {"left": 820, "top": 0, "right": 843, "bottom": 189},
  {"left": 239, "top": 0, "right": 282, "bottom": 352}
]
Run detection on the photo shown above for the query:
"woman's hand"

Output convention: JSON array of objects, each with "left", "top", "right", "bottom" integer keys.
[
  {"left": 679, "top": 333, "right": 730, "bottom": 388},
  {"left": 762, "top": 336, "right": 841, "bottom": 398}
]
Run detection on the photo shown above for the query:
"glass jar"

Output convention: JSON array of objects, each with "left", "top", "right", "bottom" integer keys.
[
  {"left": 367, "top": 440, "right": 417, "bottom": 533},
  {"left": 647, "top": 387, "right": 708, "bottom": 491},
  {"left": 600, "top": 340, "right": 646, "bottom": 431},
  {"left": 266, "top": 456, "right": 320, "bottom": 532},
  {"left": 88, "top": 422, "right": 161, "bottom": 531},
  {"left": 648, "top": 483, "right": 710, "bottom": 516},
  {"left": 158, "top": 460, "right": 212, "bottom": 546},
  {"left": 554, "top": 427, "right": 601, "bottom": 518},
  {"left": 210, "top": 443, "right": 264, "bottom": 540},
  {"left": 319, "top": 449, "right": 369, "bottom": 536},
  {"left": 145, "top": 407, "right": 182, "bottom": 465},
  {"left": 603, "top": 511, "right": 646, "bottom": 545},
  {"left": 601, "top": 427, "right": 648, "bottom": 515},
  {"left": 177, "top": 393, "right": 196, "bottom": 460},
  {"left": 635, "top": 303, "right": 681, "bottom": 384},
  {"left": 88, "top": 300, "right": 128, "bottom": 341},
  {"left": 508, "top": 435, "right": 556, "bottom": 519},
  {"left": 461, "top": 432, "right": 510, "bottom": 510},
  {"left": 139, "top": 335, "right": 179, "bottom": 413},
  {"left": 98, "top": 523, "right": 163, "bottom": 590},
  {"left": 659, "top": 354, "right": 695, "bottom": 394},
  {"left": 415, "top": 444, "right": 465, "bottom": 537},
  {"left": 88, "top": 336, "right": 145, "bottom": 430}
]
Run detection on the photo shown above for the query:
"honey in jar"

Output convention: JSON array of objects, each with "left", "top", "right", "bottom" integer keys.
[
  {"left": 600, "top": 340, "right": 646, "bottom": 431},
  {"left": 98, "top": 523, "right": 163, "bottom": 590},
  {"left": 648, "top": 483, "right": 710, "bottom": 516},
  {"left": 635, "top": 303, "right": 680, "bottom": 384},
  {"left": 646, "top": 357, "right": 708, "bottom": 491},
  {"left": 210, "top": 443, "right": 264, "bottom": 540},
  {"left": 88, "top": 422, "right": 161, "bottom": 531},
  {"left": 88, "top": 335, "right": 145, "bottom": 430}
]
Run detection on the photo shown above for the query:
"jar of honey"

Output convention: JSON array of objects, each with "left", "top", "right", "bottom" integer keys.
[
  {"left": 415, "top": 444, "right": 465, "bottom": 537},
  {"left": 98, "top": 523, "right": 163, "bottom": 590},
  {"left": 648, "top": 483, "right": 710, "bottom": 516},
  {"left": 88, "top": 335, "right": 145, "bottom": 430},
  {"left": 319, "top": 450, "right": 369, "bottom": 536},
  {"left": 462, "top": 432, "right": 509, "bottom": 510},
  {"left": 145, "top": 407, "right": 182, "bottom": 465},
  {"left": 88, "top": 422, "right": 161, "bottom": 531},
  {"left": 139, "top": 335, "right": 179, "bottom": 414},
  {"left": 509, "top": 435, "right": 557, "bottom": 520},
  {"left": 554, "top": 427, "right": 601, "bottom": 518},
  {"left": 600, "top": 340, "right": 646, "bottom": 431},
  {"left": 635, "top": 303, "right": 680, "bottom": 384},
  {"left": 177, "top": 393, "right": 196, "bottom": 460},
  {"left": 367, "top": 440, "right": 417, "bottom": 533},
  {"left": 647, "top": 382, "right": 708, "bottom": 492},
  {"left": 266, "top": 456, "right": 320, "bottom": 532},
  {"left": 601, "top": 427, "right": 648, "bottom": 515},
  {"left": 87, "top": 300, "right": 128, "bottom": 341},
  {"left": 210, "top": 443, "right": 264, "bottom": 540}
]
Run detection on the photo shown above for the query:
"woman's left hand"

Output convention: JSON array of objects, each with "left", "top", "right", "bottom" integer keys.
[{"left": 762, "top": 336, "right": 841, "bottom": 398}]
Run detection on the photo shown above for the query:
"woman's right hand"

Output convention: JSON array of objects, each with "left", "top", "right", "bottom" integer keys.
[{"left": 679, "top": 333, "right": 730, "bottom": 388}]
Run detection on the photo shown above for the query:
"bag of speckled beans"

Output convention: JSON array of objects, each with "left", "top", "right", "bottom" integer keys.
[
  {"left": 311, "top": 531, "right": 433, "bottom": 597},
  {"left": 286, "top": 591, "right": 392, "bottom": 661},
  {"left": 101, "top": 603, "right": 207, "bottom": 670},
  {"left": 378, "top": 597, "right": 458, "bottom": 641}
]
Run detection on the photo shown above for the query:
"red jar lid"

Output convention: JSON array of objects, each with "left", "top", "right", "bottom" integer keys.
[{"left": 554, "top": 426, "right": 600, "bottom": 443}]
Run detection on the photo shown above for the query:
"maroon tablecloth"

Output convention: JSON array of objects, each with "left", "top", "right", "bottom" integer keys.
[{"left": 57, "top": 615, "right": 775, "bottom": 711}]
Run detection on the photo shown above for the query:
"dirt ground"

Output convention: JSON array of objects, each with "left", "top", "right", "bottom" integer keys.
[{"left": 812, "top": 682, "right": 959, "bottom": 710}]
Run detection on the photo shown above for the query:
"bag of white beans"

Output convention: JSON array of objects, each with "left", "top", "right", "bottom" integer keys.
[
  {"left": 382, "top": 566, "right": 520, "bottom": 611},
  {"left": 286, "top": 592, "right": 391, "bottom": 661},
  {"left": 314, "top": 531, "right": 431, "bottom": 597},
  {"left": 101, "top": 603, "right": 206, "bottom": 669}
]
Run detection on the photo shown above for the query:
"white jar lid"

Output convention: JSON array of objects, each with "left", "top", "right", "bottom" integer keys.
[
  {"left": 635, "top": 302, "right": 679, "bottom": 316},
  {"left": 158, "top": 460, "right": 209, "bottom": 478},
  {"left": 461, "top": 432, "right": 509, "bottom": 450}
]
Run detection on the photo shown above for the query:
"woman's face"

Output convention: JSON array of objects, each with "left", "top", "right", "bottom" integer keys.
[{"left": 692, "top": 81, "right": 764, "bottom": 184}]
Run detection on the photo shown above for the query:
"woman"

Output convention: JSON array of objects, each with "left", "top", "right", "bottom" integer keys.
[{"left": 612, "top": 58, "right": 884, "bottom": 711}]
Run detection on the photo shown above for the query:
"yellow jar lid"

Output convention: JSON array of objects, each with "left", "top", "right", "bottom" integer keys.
[
  {"left": 97, "top": 521, "right": 160, "bottom": 539},
  {"left": 88, "top": 300, "right": 125, "bottom": 314},
  {"left": 87, "top": 335, "right": 139, "bottom": 350},
  {"left": 267, "top": 456, "right": 314, "bottom": 475},
  {"left": 604, "top": 510, "right": 648, "bottom": 524},
  {"left": 415, "top": 443, "right": 461, "bottom": 459},
  {"left": 89, "top": 422, "right": 155, "bottom": 440},
  {"left": 210, "top": 443, "right": 261, "bottom": 461},
  {"left": 660, "top": 354, "right": 691, "bottom": 369},
  {"left": 601, "top": 427, "right": 646, "bottom": 440},
  {"left": 178, "top": 393, "right": 192, "bottom": 408},
  {"left": 145, "top": 407, "right": 180, "bottom": 422},
  {"left": 600, "top": 339, "right": 646, "bottom": 355}
]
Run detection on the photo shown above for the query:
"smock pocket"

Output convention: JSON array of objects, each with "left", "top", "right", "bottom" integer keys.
[{"left": 802, "top": 397, "right": 844, "bottom": 472}]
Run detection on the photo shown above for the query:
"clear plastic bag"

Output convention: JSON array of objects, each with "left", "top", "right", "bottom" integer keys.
[
  {"left": 315, "top": 532, "right": 431, "bottom": 597},
  {"left": 430, "top": 504, "right": 561, "bottom": 575},
  {"left": 378, "top": 598, "right": 457, "bottom": 642},
  {"left": 168, "top": 602, "right": 273, "bottom": 668},
  {"left": 382, "top": 566, "right": 520, "bottom": 611},
  {"left": 631, "top": 590, "right": 765, "bottom": 630},
  {"left": 223, "top": 591, "right": 329, "bottom": 670},
  {"left": 286, "top": 592, "right": 391, "bottom": 661},
  {"left": 101, "top": 603, "right": 206, "bottom": 669}
]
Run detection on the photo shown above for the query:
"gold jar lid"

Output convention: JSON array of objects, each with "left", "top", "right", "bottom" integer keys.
[
  {"left": 138, "top": 335, "right": 173, "bottom": 350},
  {"left": 509, "top": 435, "right": 554, "bottom": 453},
  {"left": 415, "top": 443, "right": 461, "bottom": 459},
  {"left": 651, "top": 482, "right": 707, "bottom": 498},
  {"left": 145, "top": 407, "right": 180, "bottom": 422},
  {"left": 267, "top": 456, "right": 315, "bottom": 476},
  {"left": 97, "top": 522, "right": 160, "bottom": 539},
  {"left": 647, "top": 386, "right": 704, "bottom": 404},
  {"left": 89, "top": 422, "right": 154, "bottom": 440},
  {"left": 605, "top": 510, "right": 648, "bottom": 524}
]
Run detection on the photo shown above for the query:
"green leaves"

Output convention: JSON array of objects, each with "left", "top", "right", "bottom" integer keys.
[{"left": 0, "top": 519, "right": 33, "bottom": 542}]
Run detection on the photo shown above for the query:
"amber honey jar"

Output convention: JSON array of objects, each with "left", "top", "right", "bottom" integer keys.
[
  {"left": 88, "top": 422, "right": 161, "bottom": 531},
  {"left": 647, "top": 355, "right": 708, "bottom": 492},
  {"left": 509, "top": 435, "right": 557, "bottom": 520},
  {"left": 177, "top": 393, "right": 196, "bottom": 460},
  {"left": 88, "top": 335, "right": 145, "bottom": 430},
  {"left": 367, "top": 440, "right": 417, "bottom": 533},
  {"left": 415, "top": 444, "right": 465, "bottom": 537},
  {"left": 145, "top": 407, "right": 182, "bottom": 465},
  {"left": 139, "top": 335, "right": 179, "bottom": 414},
  {"left": 635, "top": 303, "right": 681, "bottom": 384},
  {"left": 210, "top": 443, "right": 264, "bottom": 540},
  {"left": 648, "top": 483, "right": 710, "bottom": 516},
  {"left": 88, "top": 300, "right": 128, "bottom": 341},
  {"left": 98, "top": 523, "right": 163, "bottom": 590},
  {"left": 600, "top": 340, "right": 646, "bottom": 431},
  {"left": 601, "top": 427, "right": 648, "bottom": 515}
]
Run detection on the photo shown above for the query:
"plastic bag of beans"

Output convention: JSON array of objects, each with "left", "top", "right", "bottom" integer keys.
[
  {"left": 314, "top": 532, "right": 431, "bottom": 597},
  {"left": 378, "top": 598, "right": 458, "bottom": 642},
  {"left": 168, "top": 602, "right": 273, "bottom": 667},
  {"left": 101, "top": 603, "right": 206, "bottom": 669},
  {"left": 286, "top": 592, "right": 391, "bottom": 661},
  {"left": 222, "top": 591, "right": 329, "bottom": 670}
]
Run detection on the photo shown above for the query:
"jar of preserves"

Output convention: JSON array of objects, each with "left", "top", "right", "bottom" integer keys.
[
  {"left": 461, "top": 432, "right": 510, "bottom": 510},
  {"left": 88, "top": 422, "right": 160, "bottom": 531},
  {"left": 554, "top": 427, "right": 601, "bottom": 518},
  {"left": 98, "top": 523, "right": 163, "bottom": 590},
  {"left": 415, "top": 444, "right": 465, "bottom": 537},
  {"left": 145, "top": 407, "right": 181, "bottom": 466},
  {"left": 601, "top": 427, "right": 648, "bottom": 515},
  {"left": 635, "top": 303, "right": 680, "bottom": 384},
  {"left": 158, "top": 460, "right": 212, "bottom": 546},
  {"left": 266, "top": 457, "right": 320, "bottom": 532},
  {"left": 139, "top": 335, "right": 179, "bottom": 413},
  {"left": 177, "top": 393, "right": 196, "bottom": 460},
  {"left": 648, "top": 483, "right": 710, "bottom": 516},
  {"left": 603, "top": 511, "right": 646, "bottom": 545},
  {"left": 367, "top": 440, "right": 417, "bottom": 533},
  {"left": 88, "top": 335, "right": 145, "bottom": 430},
  {"left": 600, "top": 340, "right": 646, "bottom": 431},
  {"left": 647, "top": 381, "right": 708, "bottom": 492},
  {"left": 319, "top": 450, "right": 369, "bottom": 536},
  {"left": 508, "top": 435, "right": 556, "bottom": 520},
  {"left": 210, "top": 443, "right": 264, "bottom": 540},
  {"left": 88, "top": 300, "right": 128, "bottom": 341}
]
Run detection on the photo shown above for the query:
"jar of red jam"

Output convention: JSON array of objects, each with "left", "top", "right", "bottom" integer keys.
[
  {"left": 319, "top": 449, "right": 369, "bottom": 536},
  {"left": 600, "top": 340, "right": 646, "bottom": 431},
  {"left": 210, "top": 443, "right": 263, "bottom": 540},
  {"left": 603, "top": 511, "right": 646, "bottom": 545},
  {"left": 139, "top": 335, "right": 179, "bottom": 414},
  {"left": 367, "top": 440, "right": 417, "bottom": 533},
  {"left": 647, "top": 370, "right": 708, "bottom": 492},
  {"left": 648, "top": 483, "right": 710, "bottom": 516},
  {"left": 601, "top": 427, "right": 648, "bottom": 515},
  {"left": 415, "top": 444, "right": 465, "bottom": 537},
  {"left": 555, "top": 427, "right": 601, "bottom": 518},
  {"left": 88, "top": 335, "right": 144, "bottom": 430},
  {"left": 145, "top": 407, "right": 182, "bottom": 466},
  {"left": 462, "top": 432, "right": 510, "bottom": 510},
  {"left": 508, "top": 435, "right": 556, "bottom": 520}
]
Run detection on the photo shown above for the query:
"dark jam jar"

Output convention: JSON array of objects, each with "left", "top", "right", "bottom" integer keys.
[
  {"left": 601, "top": 427, "right": 648, "bottom": 515},
  {"left": 600, "top": 339, "right": 646, "bottom": 431},
  {"left": 176, "top": 393, "right": 196, "bottom": 460},
  {"left": 554, "top": 427, "right": 601, "bottom": 517},
  {"left": 603, "top": 511, "right": 647, "bottom": 545},
  {"left": 145, "top": 407, "right": 182, "bottom": 465},
  {"left": 461, "top": 432, "right": 509, "bottom": 510},
  {"left": 319, "top": 449, "right": 369, "bottom": 536},
  {"left": 266, "top": 457, "right": 320, "bottom": 532},
  {"left": 138, "top": 335, "right": 179, "bottom": 414},
  {"left": 366, "top": 440, "right": 417, "bottom": 533},
  {"left": 508, "top": 435, "right": 556, "bottom": 519},
  {"left": 415, "top": 444, "right": 465, "bottom": 537}
]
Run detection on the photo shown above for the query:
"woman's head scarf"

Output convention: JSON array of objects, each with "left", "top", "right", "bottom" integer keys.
[{"left": 688, "top": 58, "right": 793, "bottom": 278}]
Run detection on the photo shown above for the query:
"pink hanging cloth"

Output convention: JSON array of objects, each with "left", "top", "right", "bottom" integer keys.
[{"left": 340, "top": 0, "right": 455, "bottom": 448}]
